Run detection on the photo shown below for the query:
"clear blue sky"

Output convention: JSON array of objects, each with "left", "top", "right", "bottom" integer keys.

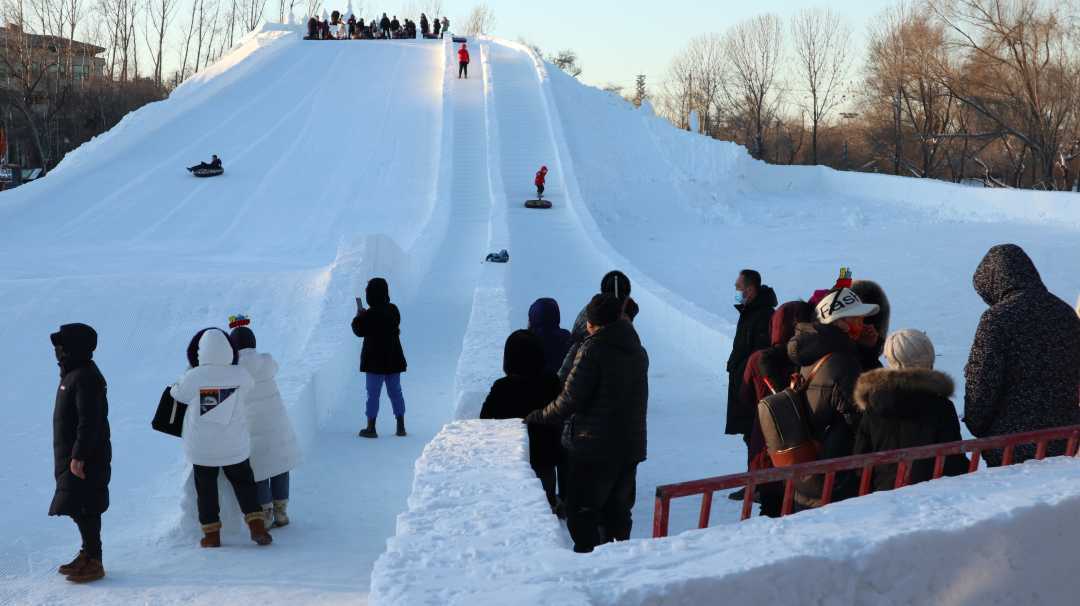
[{"left": 455, "top": 0, "right": 899, "bottom": 91}]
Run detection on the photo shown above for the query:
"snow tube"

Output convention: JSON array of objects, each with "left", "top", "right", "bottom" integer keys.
[
  {"left": 192, "top": 167, "right": 224, "bottom": 178},
  {"left": 524, "top": 199, "right": 552, "bottom": 209},
  {"left": 485, "top": 249, "right": 509, "bottom": 263},
  {"left": 452, "top": 36, "right": 467, "bottom": 43}
]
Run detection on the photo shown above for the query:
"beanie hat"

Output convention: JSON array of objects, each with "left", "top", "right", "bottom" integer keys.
[
  {"left": 815, "top": 288, "right": 879, "bottom": 324},
  {"left": 587, "top": 293, "right": 623, "bottom": 327},
  {"left": 600, "top": 270, "right": 631, "bottom": 300},
  {"left": 884, "top": 329, "right": 935, "bottom": 370}
]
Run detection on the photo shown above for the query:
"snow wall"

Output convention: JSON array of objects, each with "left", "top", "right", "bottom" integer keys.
[{"left": 372, "top": 420, "right": 1080, "bottom": 605}]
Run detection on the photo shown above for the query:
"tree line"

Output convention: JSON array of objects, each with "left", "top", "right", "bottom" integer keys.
[{"left": 653, "top": 0, "right": 1080, "bottom": 191}]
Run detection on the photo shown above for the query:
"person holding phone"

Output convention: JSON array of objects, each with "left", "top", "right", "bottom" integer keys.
[{"left": 351, "top": 278, "right": 408, "bottom": 438}]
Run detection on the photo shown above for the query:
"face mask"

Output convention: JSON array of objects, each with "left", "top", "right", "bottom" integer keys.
[
  {"left": 734, "top": 290, "right": 745, "bottom": 305},
  {"left": 845, "top": 320, "right": 864, "bottom": 341}
]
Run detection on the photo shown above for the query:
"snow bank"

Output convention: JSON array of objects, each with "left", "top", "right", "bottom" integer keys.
[{"left": 373, "top": 419, "right": 1080, "bottom": 605}]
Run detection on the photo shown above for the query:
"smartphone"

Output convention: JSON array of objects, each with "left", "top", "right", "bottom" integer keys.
[{"left": 355, "top": 296, "right": 364, "bottom": 310}]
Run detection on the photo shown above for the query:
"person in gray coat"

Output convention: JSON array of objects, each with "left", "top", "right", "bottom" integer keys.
[{"left": 963, "top": 244, "right": 1080, "bottom": 465}]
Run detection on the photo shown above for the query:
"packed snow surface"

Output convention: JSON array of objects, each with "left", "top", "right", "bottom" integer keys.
[{"left": 1, "top": 23, "right": 1078, "bottom": 605}]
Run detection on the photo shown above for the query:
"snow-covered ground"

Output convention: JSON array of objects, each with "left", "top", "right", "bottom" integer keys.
[
  {"left": 374, "top": 420, "right": 1080, "bottom": 605},
  {"left": 1, "top": 23, "right": 1078, "bottom": 605}
]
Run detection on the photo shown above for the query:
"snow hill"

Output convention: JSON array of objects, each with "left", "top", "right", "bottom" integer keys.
[{"left": 1, "top": 22, "right": 1078, "bottom": 605}]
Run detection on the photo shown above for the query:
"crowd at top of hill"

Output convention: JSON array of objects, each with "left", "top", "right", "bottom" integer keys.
[{"left": 305, "top": 11, "right": 449, "bottom": 40}]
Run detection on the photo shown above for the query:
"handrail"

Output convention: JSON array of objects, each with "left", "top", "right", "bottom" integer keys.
[{"left": 652, "top": 424, "right": 1080, "bottom": 538}]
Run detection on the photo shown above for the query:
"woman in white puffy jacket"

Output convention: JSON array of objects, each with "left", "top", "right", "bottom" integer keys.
[
  {"left": 172, "top": 328, "right": 271, "bottom": 548},
  {"left": 229, "top": 318, "right": 301, "bottom": 527}
]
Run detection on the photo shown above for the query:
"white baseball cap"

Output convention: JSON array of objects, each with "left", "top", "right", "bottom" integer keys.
[{"left": 815, "top": 288, "right": 880, "bottom": 324}]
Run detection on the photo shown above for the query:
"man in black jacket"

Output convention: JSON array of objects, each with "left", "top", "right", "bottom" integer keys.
[
  {"left": 49, "top": 323, "right": 111, "bottom": 583},
  {"left": 352, "top": 277, "right": 408, "bottom": 438},
  {"left": 526, "top": 294, "right": 649, "bottom": 553},
  {"left": 725, "top": 270, "right": 775, "bottom": 497}
]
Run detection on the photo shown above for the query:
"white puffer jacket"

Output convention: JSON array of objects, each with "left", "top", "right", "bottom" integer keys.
[
  {"left": 238, "top": 349, "right": 301, "bottom": 480},
  {"left": 172, "top": 330, "right": 255, "bottom": 467}
]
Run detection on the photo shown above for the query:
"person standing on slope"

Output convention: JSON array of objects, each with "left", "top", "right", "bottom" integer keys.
[
  {"left": 49, "top": 323, "right": 111, "bottom": 583},
  {"left": 441, "top": 16, "right": 449, "bottom": 38},
  {"left": 458, "top": 43, "right": 470, "bottom": 79},
  {"left": 352, "top": 278, "right": 408, "bottom": 438},
  {"left": 173, "top": 328, "right": 271, "bottom": 547},
  {"left": 535, "top": 166, "right": 548, "bottom": 199},
  {"left": 379, "top": 13, "right": 391, "bottom": 38},
  {"left": 229, "top": 316, "right": 301, "bottom": 528},
  {"left": 526, "top": 294, "right": 649, "bottom": 553},
  {"left": 724, "top": 269, "right": 776, "bottom": 500}
]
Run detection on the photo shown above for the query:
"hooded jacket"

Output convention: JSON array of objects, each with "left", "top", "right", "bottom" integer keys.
[
  {"left": 528, "top": 298, "right": 572, "bottom": 376},
  {"left": 352, "top": 278, "right": 408, "bottom": 375},
  {"left": 963, "top": 244, "right": 1080, "bottom": 465},
  {"left": 458, "top": 46, "right": 470, "bottom": 64},
  {"left": 726, "top": 285, "right": 778, "bottom": 435},
  {"left": 480, "top": 330, "right": 563, "bottom": 468},
  {"left": 237, "top": 348, "right": 301, "bottom": 481},
  {"left": 530, "top": 320, "right": 649, "bottom": 462},
  {"left": 853, "top": 368, "right": 969, "bottom": 491},
  {"left": 50, "top": 323, "right": 111, "bottom": 517},
  {"left": 172, "top": 329, "right": 255, "bottom": 467}
]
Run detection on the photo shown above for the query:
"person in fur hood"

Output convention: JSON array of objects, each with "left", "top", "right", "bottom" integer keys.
[{"left": 853, "top": 330, "right": 969, "bottom": 492}]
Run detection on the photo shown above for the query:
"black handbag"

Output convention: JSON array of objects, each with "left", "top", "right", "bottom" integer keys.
[{"left": 151, "top": 386, "right": 188, "bottom": 437}]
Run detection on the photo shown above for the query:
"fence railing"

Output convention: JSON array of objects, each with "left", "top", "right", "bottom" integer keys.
[{"left": 652, "top": 424, "right": 1080, "bottom": 538}]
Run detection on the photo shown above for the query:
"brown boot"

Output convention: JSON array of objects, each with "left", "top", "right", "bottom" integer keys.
[
  {"left": 245, "top": 513, "right": 273, "bottom": 546},
  {"left": 58, "top": 551, "right": 87, "bottom": 575},
  {"left": 65, "top": 558, "right": 105, "bottom": 583},
  {"left": 200, "top": 522, "right": 222, "bottom": 548}
]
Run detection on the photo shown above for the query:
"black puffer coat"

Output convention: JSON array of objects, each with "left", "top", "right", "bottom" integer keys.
[
  {"left": 787, "top": 322, "right": 864, "bottom": 507},
  {"left": 480, "top": 330, "right": 563, "bottom": 468},
  {"left": 853, "top": 368, "right": 969, "bottom": 492},
  {"left": 530, "top": 320, "right": 649, "bottom": 462},
  {"left": 726, "top": 285, "right": 777, "bottom": 435},
  {"left": 49, "top": 324, "right": 111, "bottom": 517},
  {"left": 963, "top": 244, "right": 1080, "bottom": 465},
  {"left": 352, "top": 278, "right": 408, "bottom": 375}
]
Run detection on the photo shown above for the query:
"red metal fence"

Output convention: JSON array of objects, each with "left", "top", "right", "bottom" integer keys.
[{"left": 652, "top": 424, "right": 1080, "bottom": 538}]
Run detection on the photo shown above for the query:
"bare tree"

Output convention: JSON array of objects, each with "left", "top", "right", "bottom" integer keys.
[
  {"left": 144, "top": 0, "right": 176, "bottom": 86},
  {"left": 462, "top": 3, "right": 493, "bottom": 36},
  {"left": 550, "top": 49, "right": 582, "bottom": 78},
  {"left": 304, "top": 0, "right": 318, "bottom": 20},
  {"left": 791, "top": 7, "right": 850, "bottom": 165},
  {"left": 928, "top": 0, "right": 1080, "bottom": 188},
  {"left": 722, "top": 14, "right": 784, "bottom": 159},
  {"left": 660, "top": 34, "right": 724, "bottom": 134}
]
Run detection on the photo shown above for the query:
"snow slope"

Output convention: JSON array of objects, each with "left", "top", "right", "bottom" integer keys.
[{"left": 1, "top": 22, "right": 1078, "bottom": 605}]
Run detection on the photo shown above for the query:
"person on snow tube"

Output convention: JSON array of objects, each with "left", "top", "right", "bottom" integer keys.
[{"left": 188, "top": 155, "right": 222, "bottom": 172}]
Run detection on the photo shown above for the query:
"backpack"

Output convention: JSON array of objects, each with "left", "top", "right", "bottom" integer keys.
[{"left": 757, "top": 354, "right": 832, "bottom": 467}]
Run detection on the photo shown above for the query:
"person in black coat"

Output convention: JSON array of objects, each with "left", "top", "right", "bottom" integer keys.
[
  {"left": 49, "top": 323, "right": 110, "bottom": 583},
  {"left": 352, "top": 277, "right": 408, "bottom": 438},
  {"left": 853, "top": 330, "right": 969, "bottom": 492},
  {"left": 480, "top": 330, "right": 563, "bottom": 511},
  {"left": 526, "top": 294, "right": 649, "bottom": 553},
  {"left": 528, "top": 298, "right": 571, "bottom": 376},
  {"left": 558, "top": 270, "right": 632, "bottom": 382},
  {"left": 726, "top": 270, "right": 777, "bottom": 437},
  {"left": 963, "top": 244, "right": 1080, "bottom": 465},
  {"left": 306, "top": 16, "right": 318, "bottom": 39}
]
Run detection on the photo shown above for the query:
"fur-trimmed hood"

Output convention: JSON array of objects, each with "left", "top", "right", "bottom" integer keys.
[{"left": 855, "top": 368, "right": 955, "bottom": 417}]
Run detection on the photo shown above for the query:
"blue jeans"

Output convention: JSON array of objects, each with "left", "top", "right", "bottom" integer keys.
[
  {"left": 366, "top": 373, "right": 405, "bottom": 420},
  {"left": 255, "top": 472, "right": 290, "bottom": 507}
]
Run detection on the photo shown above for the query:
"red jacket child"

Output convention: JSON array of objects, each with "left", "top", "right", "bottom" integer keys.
[
  {"left": 534, "top": 166, "right": 548, "bottom": 191},
  {"left": 458, "top": 45, "right": 470, "bottom": 64}
]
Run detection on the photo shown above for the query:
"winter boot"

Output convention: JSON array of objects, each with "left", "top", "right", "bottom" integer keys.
[
  {"left": 395, "top": 416, "right": 407, "bottom": 437},
  {"left": 272, "top": 499, "right": 290, "bottom": 528},
  {"left": 65, "top": 558, "right": 105, "bottom": 583},
  {"left": 358, "top": 418, "right": 378, "bottom": 438},
  {"left": 200, "top": 522, "right": 222, "bottom": 548},
  {"left": 246, "top": 513, "right": 273, "bottom": 546},
  {"left": 58, "top": 551, "right": 87, "bottom": 575}
]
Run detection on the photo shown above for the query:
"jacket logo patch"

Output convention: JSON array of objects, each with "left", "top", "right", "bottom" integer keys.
[{"left": 200, "top": 387, "right": 238, "bottom": 415}]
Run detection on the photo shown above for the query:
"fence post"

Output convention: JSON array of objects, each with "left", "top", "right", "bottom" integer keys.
[{"left": 652, "top": 495, "right": 671, "bottom": 538}]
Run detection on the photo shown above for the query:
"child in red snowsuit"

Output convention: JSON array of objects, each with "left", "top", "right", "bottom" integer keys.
[{"left": 535, "top": 166, "right": 548, "bottom": 199}]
